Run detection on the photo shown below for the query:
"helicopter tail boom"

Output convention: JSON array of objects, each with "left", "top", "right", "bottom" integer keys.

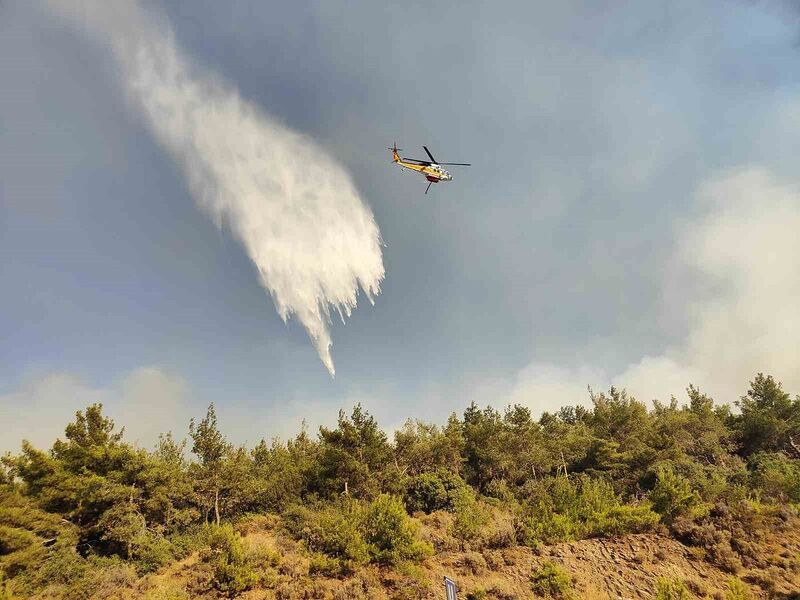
[{"left": 388, "top": 143, "right": 402, "bottom": 163}]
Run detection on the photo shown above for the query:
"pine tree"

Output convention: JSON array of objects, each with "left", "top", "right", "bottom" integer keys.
[{"left": 189, "top": 404, "right": 231, "bottom": 525}]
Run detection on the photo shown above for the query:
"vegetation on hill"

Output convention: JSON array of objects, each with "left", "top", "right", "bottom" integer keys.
[{"left": 1, "top": 373, "right": 799, "bottom": 598}]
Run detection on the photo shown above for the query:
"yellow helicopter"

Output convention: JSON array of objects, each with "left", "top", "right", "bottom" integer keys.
[{"left": 389, "top": 143, "right": 471, "bottom": 194}]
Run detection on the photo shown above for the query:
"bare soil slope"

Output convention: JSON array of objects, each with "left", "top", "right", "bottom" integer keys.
[{"left": 122, "top": 514, "right": 800, "bottom": 600}]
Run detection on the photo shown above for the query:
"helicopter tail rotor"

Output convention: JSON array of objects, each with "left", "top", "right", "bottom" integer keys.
[{"left": 388, "top": 142, "right": 404, "bottom": 163}]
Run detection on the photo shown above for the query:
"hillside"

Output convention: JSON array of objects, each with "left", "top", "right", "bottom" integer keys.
[
  {"left": 16, "top": 513, "right": 798, "bottom": 599},
  {"left": 2, "top": 373, "right": 800, "bottom": 599}
]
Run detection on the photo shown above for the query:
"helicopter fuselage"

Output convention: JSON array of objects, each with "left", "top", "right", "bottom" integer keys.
[
  {"left": 388, "top": 144, "right": 468, "bottom": 193},
  {"left": 397, "top": 159, "right": 452, "bottom": 183}
]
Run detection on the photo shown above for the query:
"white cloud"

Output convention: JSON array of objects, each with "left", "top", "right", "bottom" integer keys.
[
  {"left": 509, "top": 167, "right": 800, "bottom": 412},
  {"left": 45, "top": 0, "right": 384, "bottom": 376},
  {"left": 0, "top": 367, "right": 190, "bottom": 454}
]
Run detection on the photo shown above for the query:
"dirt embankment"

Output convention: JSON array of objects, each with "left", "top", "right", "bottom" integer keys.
[
  {"left": 416, "top": 533, "right": 797, "bottom": 599},
  {"left": 128, "top": 518, "right": 800, "bottom": 600}
]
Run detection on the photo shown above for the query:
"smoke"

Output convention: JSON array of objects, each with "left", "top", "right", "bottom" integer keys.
[
  {"left": 0, "top": 367, "right": 190, "bottom": 453},
  {"left": 46, "top": 1, "right": 384, "bottom": 376},
  {"left": 507, "top": 167, "right": 800, "bottom": 410}
]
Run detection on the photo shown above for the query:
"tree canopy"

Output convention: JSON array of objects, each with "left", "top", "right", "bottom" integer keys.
[{"left": 1, "top": 373, "right": 798, "bottom": 598}]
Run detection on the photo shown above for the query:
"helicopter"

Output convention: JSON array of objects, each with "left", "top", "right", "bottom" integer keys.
[{"left": 389, "top": 143, "right": 471, "bottom": 194}]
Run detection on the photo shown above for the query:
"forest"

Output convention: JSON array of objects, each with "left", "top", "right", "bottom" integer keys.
[{"left": 1, "top": 373, "right": 799, "bottom": 599}]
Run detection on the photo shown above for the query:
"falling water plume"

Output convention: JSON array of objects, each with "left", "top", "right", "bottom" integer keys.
[{"left": 47, "top": 1, "right": 385, "bottom": 376}]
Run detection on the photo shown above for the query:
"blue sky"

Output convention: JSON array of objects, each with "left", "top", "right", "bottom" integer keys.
[{"left": 2, "top": 1, "right": 799, "bottom": 451}]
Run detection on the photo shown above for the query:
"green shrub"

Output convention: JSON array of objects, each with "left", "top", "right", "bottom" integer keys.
[
  {"left": 530, "top": 561, "right": 573, "bottom": 598},
  {"left": 394, "top": 560, "right": 431, "bottom": 596},
  {"left": 281, "top": 505, "right": 318, "bottom": 540},
  {"left": 484, "top": 479, "right": 516, "bottom": 503},
  {"left": 517, "top": 508, "right": 576, "bottom": 546},
  {"left": 405, "top": 472, "right": 447, "bottom": 514},
  {"left": 0, "top": 492, "right": 82, "bottom": 587},
  {"left": 405, "top": 469, "right": 471, "bottom": 514},
  {"left": 650, "top": 468, "right": 699, "bottom": 524},
  {"left": 590, "top": 504, "right": 660, "bottom": 537},
  {"left": 13, "top": 546, "right": 89, "bottom": 591},
  {"left": 654, "top": 577, "right": 690, "bottom": 600},
  {"left": 362, "top": 495, "right": 432, "bottom": 565},
  {"left": 168, "top": 526, "right": 210, "bottom": 560},
  {"left": 203, "top": 524, "right": 260, "bottom": 596},
  {"left": 308, "top": 552, "right": 348, "bottom": 577},
  {"left": 748, "top": 452, "right": 800, "bottom": 503},
  {"left": 246, "top": 543, "right": 280, "bottom": 569},
  {"left": 517, "top": 476, "right": 659, "bottom": 545},
  {"left": 283, "top": 499, "right": 429, "bottom": 573},
  {"left": 725, "top": 577, "right": 752, "bottom": 600},
  {"left": 97, "top": 504, "right": 147, "bottom": 558},
  {"left": 0, "top": 526, "right": 37, "bottom": 555},
  {"left": 132, "top": 532, "right": 174, "bottom": 574},
  {"left": 452, "top": 497, "right": 489, "bottom": 543},
  {"left": 22, "top": 555, "right": 131, "bottom": 600},
  {"left": 645, "top": 458, "right": 736, "bottom": 505},
  {"left": 0, "top": 493, "right": 76, "bottom": 541},
  {"left": 315, "top": 505, "right": 370, "bottom": 566},
  {"left": 286, "top": 503, "right": 369, "bottom": 574}
]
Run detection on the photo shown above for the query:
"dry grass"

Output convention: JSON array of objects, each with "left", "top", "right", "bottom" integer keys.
[{"left": 24, "top": 511, "right": 800, "bottom": 599}]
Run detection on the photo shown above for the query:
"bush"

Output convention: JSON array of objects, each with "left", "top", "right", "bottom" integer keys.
[
  {"left": 245, "top": 543, "right": 280, "bottom": 569},
  {"left": 82, "top": 563, "right": 138, "bottom": 600},
  {"left": 132, "top": 532, "right": 175, "bottom": 574},
  {"left": 645, "top": 458, "right": 737, "bottom": 505},
  {"left": 97, "top": 504, "right": 147, "bottom": 558},
  {"left": 725, "top": 577, "right": 752, "bottom": 600},
  {"left": 590, "top": 504, "right": 660, "bottom": 537},
  {"left": 0, "top": 492, "right": 82, "bottom": 588},
  {"left": 670, "top": 515, "right": 742, "bottom": 573},
  {"left": 654, "top": 577, "right": 690, "bottom": 600},
  {"left": 284, "top": 503, "right": 369, "bottom": 574},
  {"left": 283, "top": 497, "right": 431, "bottom": 571},
  {"left": 530, "top": 561, "right": 573, "bottom": 598},
  {"left": 404, "top": 472, "right": 447, "bottom": 514},
  {"left": 650, "top": 468, "right": 698, "bottom": 524},
  {"left": 168, "top": 527, "right": 211, "bottom": 560},
  {"left": 20, "top": 555, "right": 132, "bottom": 600},
  {"left": 10, "top": 546, "right": 89, "bottom": 592},
  {"left": 0, "top": 525, "right": 37, "bottom": 555},
  {"left": 394, "top": 560, "right": 432, "bottom": 597},
  {"left": 362, "top": 495, "right": 432, "bottom": 565},
  {"left": 748, "top": 452, "right": 800, "bottom": 503},
  {"left": 203, "top": 524, "right": 260, "bottom": 596},
  {"left": 452, "top": 497, "right": 489, "bottom": 544},
  {"left": 405, "top": 469, "right": 471, "bottom": 514},
  {"left": 516, "top": 476, "right": 659, "bottom": 545},
  {"left": 481, "top": 507, "right": 516, "bottom": 548},
  {"left": 517, "top": 509, "right": 576, "bottom": 546},
  {"left": 281, "top": 505, "right": 318, "bottom": 539},
  {"left": 308, "top": 552, "right": 348, "bottom": 577}
]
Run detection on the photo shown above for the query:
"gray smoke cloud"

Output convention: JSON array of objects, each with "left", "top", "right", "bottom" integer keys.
[
  {"left": 505, "top": 167, "right": 800, "bottom": 410},
  {"left": 46, "top": 1, "right": 385, "bottom": 376}
]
